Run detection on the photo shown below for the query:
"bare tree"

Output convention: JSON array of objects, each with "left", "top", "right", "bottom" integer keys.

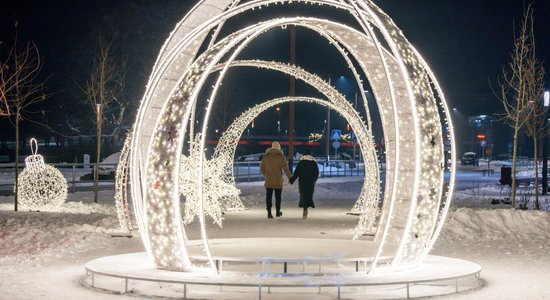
[
  {"left": 0, "top": 42, "right": 11, "bottom": 117},
  {"left": 83, "top": 35, "right": 123, "bottom": 203},
  {"left": 522, "top": 7, "right": 546, "bottom": 210},
  {"left": 0, "top": 22, "right": 49, "bottom": 211},
  {"left": 525, "top": 98, "right": 546, "bottom": 210},
  {"left": 497, "top": 4, "right": 544, "bottom": 209}
]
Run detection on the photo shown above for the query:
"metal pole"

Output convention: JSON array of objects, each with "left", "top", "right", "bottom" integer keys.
[
  {"left": 72, "top": 156, "right": 76, "bottom": 193},
  {"left": 326, "top": 80, "right": 331, "bottom": 163},
  {"left": 288, "top": 26, "right": 296, "bottom": 170},
  {"left": 542, "top": 91, "right": 549, "bottom": 194},
  {"left": 353, "top": 92, "right": 357, "bottom": 161},
  {"left": 94, "top": 104, "right": 102, "bottom": 204},
  {"left": 543, "top": 133, "right": 548, "bottom": 195}
]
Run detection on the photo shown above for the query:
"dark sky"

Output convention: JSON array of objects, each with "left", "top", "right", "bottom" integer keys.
[
  {"left": 377, "top": 0, "right": 550, "bottom": 114},
  {"left": 1, "top": 0, "right": 549, "bottom": 142}
]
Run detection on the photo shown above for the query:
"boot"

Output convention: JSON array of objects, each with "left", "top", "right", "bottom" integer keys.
[
  {"left": 303, "top": 209, "right": 308, "bottom": 219},
  {"left": 267, "top": 209, "right": 273, "bottom": 219},
  {"left": 276, "top": 211, "right": 283, "bottom": 217}
]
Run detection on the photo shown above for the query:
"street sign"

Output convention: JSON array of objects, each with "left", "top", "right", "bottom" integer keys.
[
  {"left": 332, "top": 141, "right": 340, "bottom": 149},
  {"left": 331, "top": 129, "right": 341, "bottom": 141}
]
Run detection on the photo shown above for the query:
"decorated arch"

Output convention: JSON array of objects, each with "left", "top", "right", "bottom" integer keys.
[{"left": 123, "top": 0, "right": 456, "bottom": 274}]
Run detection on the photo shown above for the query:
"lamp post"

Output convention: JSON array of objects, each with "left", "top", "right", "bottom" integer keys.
[
  {"left": 353, "top": 92, "right": 358, "bottom": 161},
  {"left": 276, "top": 106, "right": 281, "bottom": 135},
  {"left": 542, "top": 91, "right": 549, "bottom": 195},
  {"left": 94, "top": 103, "right": 102, "bottom": 204},
  {"left": 325, "top": 78, "right": 331, "bottom": 163},
  {"left": 288, "top": 25, "right": 296, "bottom": 168}
]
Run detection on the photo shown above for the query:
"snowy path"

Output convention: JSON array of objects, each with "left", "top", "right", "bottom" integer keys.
[{"left": 1, "top": 177, "right": 549, "bottom": 299}]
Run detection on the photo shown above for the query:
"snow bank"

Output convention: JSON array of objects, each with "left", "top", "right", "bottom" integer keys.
[
  {"left": 0, "top": 175, "right": 549, "bottom": 299},
  {"left": 453, "top": 183, "right": 550, "bottom": 211},
  {"left": 0, "top": 191, "right": 121, "bottom": 266},
  {"left": 442, "top": 208, "right": 550, "bottom": 244},
  {"left": 0, "top": 210, "right": 117, "bottom": 265}
]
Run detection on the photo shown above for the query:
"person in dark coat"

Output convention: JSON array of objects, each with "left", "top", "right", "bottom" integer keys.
[{"left": 289, "top": 149, "right": 319, "bottom": 219}]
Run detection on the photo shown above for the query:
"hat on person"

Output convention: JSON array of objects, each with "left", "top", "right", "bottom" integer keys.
[{"left": 272, "top": 141, "right": 281, "bottom": 150}]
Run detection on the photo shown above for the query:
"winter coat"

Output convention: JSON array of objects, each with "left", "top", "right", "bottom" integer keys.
[
  {"left": 289, "top": 155, "right": 319, "bottom": 208},
  {"left": 260, "top": 147, "right": 292, "bottom": 189}
]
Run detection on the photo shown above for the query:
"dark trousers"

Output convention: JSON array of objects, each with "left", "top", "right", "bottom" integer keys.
[{"left": 266, "top": 188, "right": 282, "bottom": 213}]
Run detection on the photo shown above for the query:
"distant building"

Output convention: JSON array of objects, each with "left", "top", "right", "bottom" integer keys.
[{"left": 467, "top": 115, "right": 493, "bottom": 158}]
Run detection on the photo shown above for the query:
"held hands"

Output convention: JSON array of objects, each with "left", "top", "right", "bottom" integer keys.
[{"left": 289, "top": 177, "right": 295, "bottom": 185}]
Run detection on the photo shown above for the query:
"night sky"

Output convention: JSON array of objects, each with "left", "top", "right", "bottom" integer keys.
[{"left": 1, "top": 0, "right": 549, "bottom": 153}]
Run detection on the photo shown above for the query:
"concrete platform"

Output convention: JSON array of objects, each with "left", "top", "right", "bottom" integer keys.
[{"left": 85, "top": 238, "right": 482, "bottom": 299}]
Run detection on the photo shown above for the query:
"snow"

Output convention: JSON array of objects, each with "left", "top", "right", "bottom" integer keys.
[{"left": 1, "top": 173, "right": 550, "bottom": 299}]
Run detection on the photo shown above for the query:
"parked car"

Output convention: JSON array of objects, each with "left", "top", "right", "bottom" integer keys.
[
  {"left": 236, "top": 153, "right": 264, "bottom": 162},
  {"left": 98, "top": 152, "right": 120, "bottom": 175},
  {"left": 460, "top": 152, "right": 479, "bottom": 166}
]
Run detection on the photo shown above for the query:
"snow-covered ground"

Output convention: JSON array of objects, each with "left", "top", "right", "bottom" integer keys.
[{"left": 1, "top": 174, "right": 549, "bottom": 299}]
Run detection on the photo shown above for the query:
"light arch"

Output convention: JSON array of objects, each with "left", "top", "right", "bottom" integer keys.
[
  {"left": 213, "top": 95, "right": 379, "bottom": 226},
  {"left": 125, "top": 0, "right": 455, "bottom": 274}
]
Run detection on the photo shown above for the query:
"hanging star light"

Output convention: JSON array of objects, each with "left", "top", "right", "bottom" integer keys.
[
  {"left": 17, "top": 138, "right": 67, "bottom": 211},
  {"left": 179, "top": 135, "right": 241, "bottom": 227}
]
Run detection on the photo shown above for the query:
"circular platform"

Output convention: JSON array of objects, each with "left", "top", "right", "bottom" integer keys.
[
  {"left": 85, "top": 238, "right": 482, "bottom": 299},
  {"left": 185, "top": 237, "right": 395, "bottom": 273}
]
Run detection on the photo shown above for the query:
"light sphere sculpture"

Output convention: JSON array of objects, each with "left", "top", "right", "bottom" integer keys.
[
  {"left": 127, "top": 0, "right": 456, "bottom": 274},
  {"left": 17, "top": 139, "right": 68, "bottom": 211}
]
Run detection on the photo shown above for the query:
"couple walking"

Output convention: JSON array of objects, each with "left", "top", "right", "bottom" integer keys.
[{"left": 260, "top": 141, "right": 319, "bottom": 219}]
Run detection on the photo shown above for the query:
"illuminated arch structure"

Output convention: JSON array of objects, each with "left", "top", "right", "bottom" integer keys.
[
  {"left": 123, "top": 0, "right": 458, "bottom": 274},
  {"left": 214, "top": 93, "right": 380, "bottom": 232}
]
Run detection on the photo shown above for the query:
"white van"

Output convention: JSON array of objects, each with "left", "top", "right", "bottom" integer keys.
[{"left": 98, "top": 152, "right": 120, "bottom": 175}]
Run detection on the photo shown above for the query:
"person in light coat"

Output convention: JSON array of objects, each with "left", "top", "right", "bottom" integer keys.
[
  {"left": 260, "top": 141, "right": 292, "bottom": 218},
  {"left": 289, "top": 149, "right": 319, "bottom": 219}
]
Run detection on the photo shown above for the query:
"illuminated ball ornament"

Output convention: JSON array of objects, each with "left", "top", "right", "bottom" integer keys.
[{"left": 17, "top": 139, "right": 67, "bottom": 211}]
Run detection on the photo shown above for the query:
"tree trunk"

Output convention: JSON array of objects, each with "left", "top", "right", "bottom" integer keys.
[
  {"left": 14, "top": 111, "right": 20, "bottom": 211},
  {"left": 94, "top": 115, "right": 102, "bottom": 203},
  {"left": 511, "top": 124, "right": 519, "bottom": 208},
  {"left": 534, "top": 137, "right": 540, "bottom": 210}
]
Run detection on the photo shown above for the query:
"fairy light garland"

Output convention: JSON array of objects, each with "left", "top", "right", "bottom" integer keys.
[
  {"left": 180, "top": 135, "right": 241, "bottom": 226},
  {"left": 214, "top": 95, "right": 379, "bottom": 223},
  {"left": 124, "top": 0, "right": 455, "bottom": 274},
  {"left": 114, "top": 132, "right": 133, "bottom": 233},
  {"left": 17, "top": 138, "right": 67, "bottom": 211}
]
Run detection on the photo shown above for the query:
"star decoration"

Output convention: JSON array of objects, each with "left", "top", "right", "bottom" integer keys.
[{"left": 179, "top": 135, "right": 241, "bottom": 227}]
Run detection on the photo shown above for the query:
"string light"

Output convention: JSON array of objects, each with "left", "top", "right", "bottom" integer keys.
[
  {"left": 215, "top": 95, "right": 379, "bottom": 221},
  {"left": 123, "top": 0, "right": 455, "bottom": 274},
  {"left": 180, "top": 134, "right": 241, "bottom": 226},
  {"left": 17, "top": 138, "right": 67, "bottom": 211},
  {"left": 114, "top": 132, "right": 133, "bottom": 233}
]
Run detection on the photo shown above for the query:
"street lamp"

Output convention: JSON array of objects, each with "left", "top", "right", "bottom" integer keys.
[
  {"left": 276, "top": 106, "right": 281, "bottom": 134},
  {"left": 94, "top": 103, "right": 102, "bottom": 204},
  {"left": 542, "top": 91, "right": 549, "bottom": 195}
]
